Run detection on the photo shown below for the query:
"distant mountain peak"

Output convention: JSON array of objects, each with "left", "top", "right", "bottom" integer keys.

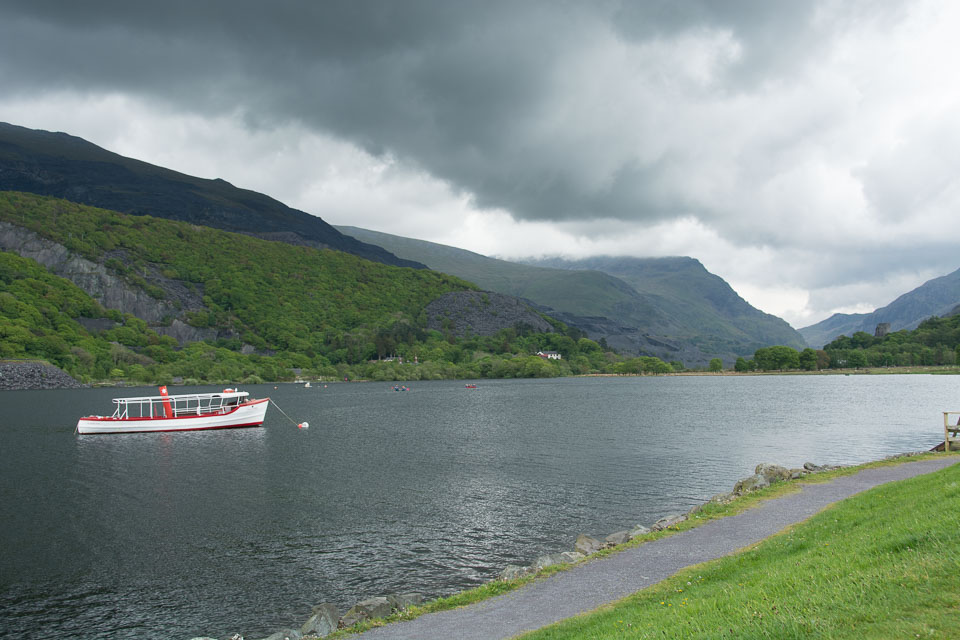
[
  {"left": 799, "top": 266, "right": 960, "bottom": 348},
  {"left": 337, "top": 226, "right": 806, "bottom": 364}
]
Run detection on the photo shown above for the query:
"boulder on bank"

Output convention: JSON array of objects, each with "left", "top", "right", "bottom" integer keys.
[
  {"left": 534, "top": 552, "right": 584, "bottom": 570},
  {"left": 533, "top": 553, "right": 562, "bottom": 570},
  {"left": 754, "top": 463, "right": 791, "bottom": 482},
  {"left": 300, "top": 603, "right": 338, "bottom": 637},
  {"left": 499, "top": 564, "right": 532, "bottom": 581},
  {"left": 336, "top": 592, "right": 423, "bottom": 630},
  {"left": 651, "top": 514, "right": 687, "bottom": 531},
  {"left": 605, "top": 530, "right": 631, "bottom": 546},
  {"left": 629, "top": 525, "right": 651, "bottom": 538},
  {"left": 803, "top": 461, "right": 839, "bottom": 472},
  {"left": 574, "top": 534, "right": 603, "bottom": 555},
  {"left": 733, "top": 473, "right": 770, "bottom": 495},
  {"left": 709, "top": 492, "right": 734, "bottom": 504},
  {"left": 340, "top": 597, "right": 392, "bottom": 628},
  {"left": 260, "top": 630, "right": 301, "bottom": 640},
  {"left": 386, "top": 593, "right": 423, "bottom": 611}
]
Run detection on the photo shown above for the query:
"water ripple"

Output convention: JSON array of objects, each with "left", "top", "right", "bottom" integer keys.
[{"left": 0, "top": 375, "right": 952, "bottom": 638}]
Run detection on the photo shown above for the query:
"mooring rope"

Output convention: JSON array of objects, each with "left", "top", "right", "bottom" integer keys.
[{"left": 269, "top": 398, "right": 308, "bottom": 429}]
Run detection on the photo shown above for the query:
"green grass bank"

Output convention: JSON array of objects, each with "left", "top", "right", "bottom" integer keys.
[{"left": 519, "top": 455, "right": 960, "bottom": 639}]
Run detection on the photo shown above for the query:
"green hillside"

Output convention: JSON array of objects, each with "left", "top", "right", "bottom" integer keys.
[
  {"left": 531, "top": 256, "right": 806, "bottom": 353},
  {"left": 336, "top": 225, "right": 656, "bottom": 322},
  {"left": 337, "top": 226, "right": 805, "bottom": 363},
  {"left": 0, "top": 192, "right": 623, "bottom": 382}
]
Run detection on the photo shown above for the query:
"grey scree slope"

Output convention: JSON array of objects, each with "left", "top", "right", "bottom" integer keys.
[{"left": 356, "top": 456, "right": 959, "bottom": 640}]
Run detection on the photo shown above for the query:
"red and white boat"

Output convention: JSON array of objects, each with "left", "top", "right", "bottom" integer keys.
[{"left": 76, "top": 386, "right": 269, "bottom": 434}]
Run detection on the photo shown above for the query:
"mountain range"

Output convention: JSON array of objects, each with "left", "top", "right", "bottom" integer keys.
[
  {"left": 337, "top": 226, "right": 805, "bottom": 364},
  {"left": 0, "top": 122, "right": 855, "bottom": 366},
  {"left": 799, "top": 267, "right": 960, "bottom": 348}
]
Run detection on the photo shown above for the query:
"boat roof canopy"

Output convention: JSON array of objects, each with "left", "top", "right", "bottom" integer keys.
[{"left": 112, "top": 390, "right": 250, "bottom": 403}]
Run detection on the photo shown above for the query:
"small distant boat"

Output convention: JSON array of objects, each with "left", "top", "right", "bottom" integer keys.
[
  {"left": 304, "top": 381, "right": 311, "bottom": 388},
  {"left": 76, "top": 386, "right": 269, "bottom": 435},
  {"left": 464, "top": 384, "right": 478, "bottom": 389}
]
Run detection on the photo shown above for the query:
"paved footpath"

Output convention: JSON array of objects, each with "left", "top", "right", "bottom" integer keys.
[{"left": 356, "top": 456, "right": 959, "bottom": 640}]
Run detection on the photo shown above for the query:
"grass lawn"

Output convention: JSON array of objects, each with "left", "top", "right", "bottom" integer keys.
[{"left": 518, "top": 458, "right": 960, "bottom": 639}]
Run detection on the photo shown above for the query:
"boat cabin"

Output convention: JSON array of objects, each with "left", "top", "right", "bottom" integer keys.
[{"left": 110, "top": 390, "right": 249, "bottom": 420}]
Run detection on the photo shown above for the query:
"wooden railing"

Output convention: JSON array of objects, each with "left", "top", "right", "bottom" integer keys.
[{"left": 943, "top": 412, "right": 960, "bottom": 452}]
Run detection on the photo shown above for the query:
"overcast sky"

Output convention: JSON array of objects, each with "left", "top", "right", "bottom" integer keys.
[{"left": 2, "top": 0, "right": 958, "bottom": 328}]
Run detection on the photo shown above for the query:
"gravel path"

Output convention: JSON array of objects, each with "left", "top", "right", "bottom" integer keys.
[{"left": 355, "top": 456, "right": 959, "bottom": 640}]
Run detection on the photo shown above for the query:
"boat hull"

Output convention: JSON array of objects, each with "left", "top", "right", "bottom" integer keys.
[{"left": 77, "top": 399, "right": 269, "bottom": 434}]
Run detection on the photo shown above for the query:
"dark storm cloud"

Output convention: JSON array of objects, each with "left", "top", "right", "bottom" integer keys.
[
  {"left": 0, "top": 0, "right": 842, "bottom": 224},
  {"left": 0, "top": 0, "right": 934, "bottom": 245}
]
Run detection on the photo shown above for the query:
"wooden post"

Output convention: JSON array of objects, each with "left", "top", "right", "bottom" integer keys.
[{"left": 946, "top": 412, "right": 952, "bottom": 452}]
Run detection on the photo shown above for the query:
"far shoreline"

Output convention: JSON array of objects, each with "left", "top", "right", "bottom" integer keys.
[{"left": 2, "top": 358, "right": 958, "bottom": 392}]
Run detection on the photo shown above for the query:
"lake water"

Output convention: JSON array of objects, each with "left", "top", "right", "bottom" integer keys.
[{"left": 0, "top": 375, "right": 954, "bottom": 638}]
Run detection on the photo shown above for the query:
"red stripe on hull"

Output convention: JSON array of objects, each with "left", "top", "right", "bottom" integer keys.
[{"left": 79, "top": 422, "right": 264, "bottom": 435}]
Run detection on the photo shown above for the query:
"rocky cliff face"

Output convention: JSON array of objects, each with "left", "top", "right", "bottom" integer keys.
[
  {"left": 425, "top": 291, "right": 554, "bottom": 337},
  {"left": 0, "top": 221, "right": 219, "bottom": 344}
]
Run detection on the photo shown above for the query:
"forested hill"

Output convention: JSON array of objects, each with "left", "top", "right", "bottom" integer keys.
[
  {"left": 0, "top": 122, "right": 424, "bottom": 269},
  {"left": 799, "top": 267, "right": 960, "bottom": 348},
  {"left": 0, "top": 192, "right": 625, "bottom": 384},
  {"left": 337, "top": 225, "right": 804, "bottom": 364},
  {"left": 0, "top": 192, "right": 468, "bottom": 381}
]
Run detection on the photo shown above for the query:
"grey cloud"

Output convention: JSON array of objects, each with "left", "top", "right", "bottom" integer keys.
[
  {"left": 0, "top": 0, "right": 944, "bottom": 262},
  {"left": 0, "top": 0, "right": 760, "bottom": 225}
]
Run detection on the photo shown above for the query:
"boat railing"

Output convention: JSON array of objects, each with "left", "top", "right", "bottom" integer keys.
[{"left": 111, "top": 393, "right": 245, "bottom": 419}]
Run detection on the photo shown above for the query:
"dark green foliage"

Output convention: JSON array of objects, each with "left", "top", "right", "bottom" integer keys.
[
  {"left": 822, "top": 314, "right": 960, "bottom": 368},
  {"left": 740, "top": 314, "right": 960, "bottom": 371},
  {"left": 0, "top": 192, "right": 469, "bottom": 357},
  {"left": 798, "top": 347, "right": 818, "bottom": 371},
  {"left": 753, "top": 345, "right": 801, "bottom": 371}
]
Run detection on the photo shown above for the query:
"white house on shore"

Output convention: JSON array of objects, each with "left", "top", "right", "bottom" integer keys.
[{"left": 537, "top": 350, "right": 562, "bottom": 360}]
